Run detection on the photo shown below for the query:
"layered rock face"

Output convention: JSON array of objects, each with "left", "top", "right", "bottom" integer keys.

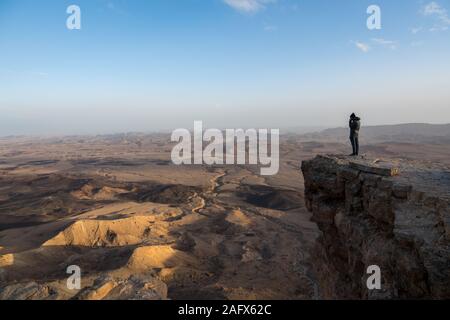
[{"left": 302, "top": 155, "right": 450, "bottom": 299}]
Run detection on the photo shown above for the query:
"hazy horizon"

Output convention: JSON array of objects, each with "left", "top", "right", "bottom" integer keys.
[
  {"left": 1, "top": 122, "right": 449, "bottom": 139},
  {"left": 1, "top": 0, "right": 450, "bottom": 135}
]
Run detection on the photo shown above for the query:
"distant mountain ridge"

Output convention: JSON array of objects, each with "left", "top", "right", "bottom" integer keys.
[{"left": 302, "top": 123, "right": 450, "bottom": 143}]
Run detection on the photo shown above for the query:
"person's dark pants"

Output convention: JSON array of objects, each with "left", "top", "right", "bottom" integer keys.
[{"left": 350, "top": 133, "right": 359, "bottom": 155}]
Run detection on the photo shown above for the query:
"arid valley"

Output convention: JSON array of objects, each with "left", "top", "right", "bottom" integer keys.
[{"left": 0, "top": 124, "right": 449, "bottom": 300}]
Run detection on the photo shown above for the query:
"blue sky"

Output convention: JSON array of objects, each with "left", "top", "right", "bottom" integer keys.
[{"left": 0, "top": 0, "right": 449, "bottom": 135}]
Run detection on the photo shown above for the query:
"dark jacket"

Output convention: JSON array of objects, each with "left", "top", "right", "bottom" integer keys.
[{"left": 349, "top": 117, "right": 361, "bottom": 134}]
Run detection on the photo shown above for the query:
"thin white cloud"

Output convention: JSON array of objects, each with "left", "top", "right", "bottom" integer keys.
[
  {"left": 429, "top": 25, "right": 449, "bottom": 31},
  {"left": 352, "top": 38, "right": 398, "bottom": 53},
  {"left": 423, "top": 1, "right": 448, "bottom": 19},
  {"left": 371, "top": 38, "right": 398, "bottom": 50},
  {"left": 422, "top": 2, "right": 450, "bottom": 30},
  {"left": 223, "top": 0, "right": 276, "bottom": 13},
  {"left": 354, "top": 41, "right": 370, "bottom": 53},
  {"left": 411, "top": 27, "right": 423, "bottom": 34}
]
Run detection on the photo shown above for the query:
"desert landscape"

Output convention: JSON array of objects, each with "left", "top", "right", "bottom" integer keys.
[
  {"left": 2, "top": 0, "right": 450, "bottom": 306},
  {"left": 0, "top": 124, "right": 449, "bottom": 300}
]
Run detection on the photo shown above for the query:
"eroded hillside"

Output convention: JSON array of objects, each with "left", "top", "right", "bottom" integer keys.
[{"left": 0, "top": 135, "right": 318, "bottom": 300}]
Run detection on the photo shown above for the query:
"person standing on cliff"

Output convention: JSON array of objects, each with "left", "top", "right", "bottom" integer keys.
[{"left": 349, "top": 113, "right": 361, "bottom": 156}]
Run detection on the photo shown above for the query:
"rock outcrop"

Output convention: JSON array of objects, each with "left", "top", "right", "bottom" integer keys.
[
  {"left": 302, "top": 155, "right": 450, "bottom": 299},
  {"left": 0, "top": 274, "right": 167, "bottom": 300}
]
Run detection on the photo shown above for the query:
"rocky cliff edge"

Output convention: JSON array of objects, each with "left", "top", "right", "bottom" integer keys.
[{"left": 302, "top": 155, "right": 450, "bottom": 299}]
